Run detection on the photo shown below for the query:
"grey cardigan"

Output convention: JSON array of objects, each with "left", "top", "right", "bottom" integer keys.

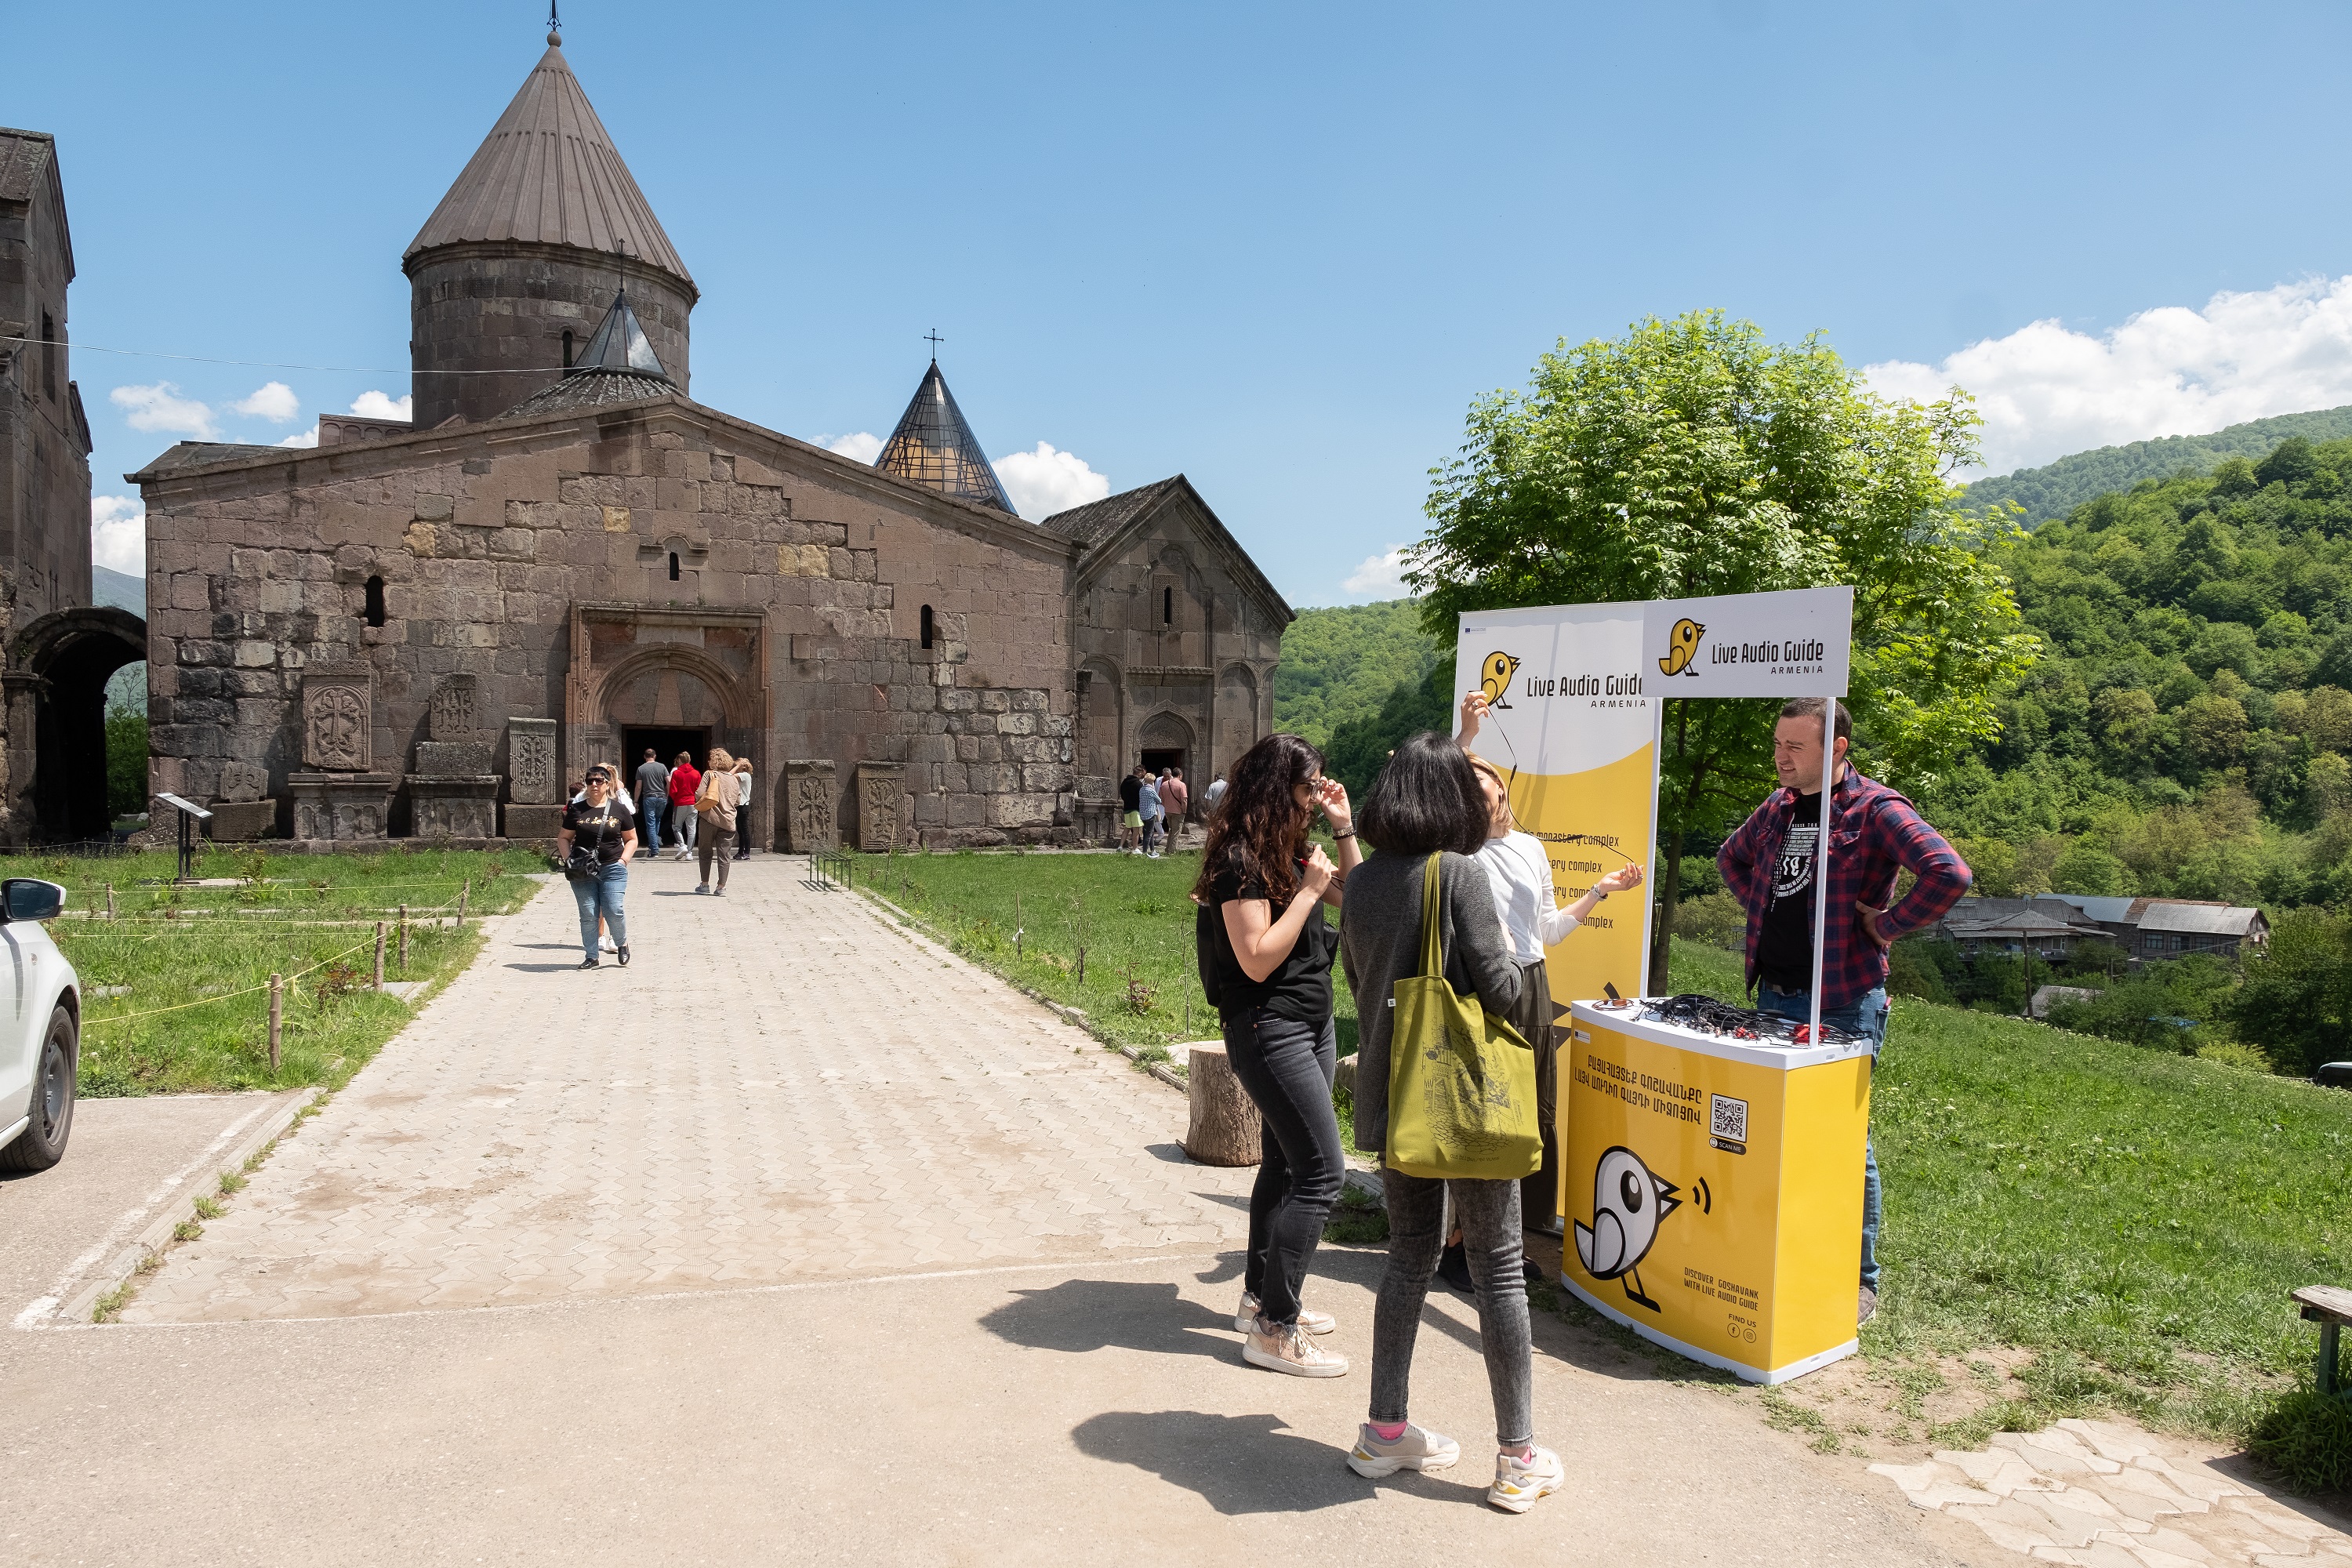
[{"left": 1339, "top": 851, "right": 1523, "bottom": 1156}]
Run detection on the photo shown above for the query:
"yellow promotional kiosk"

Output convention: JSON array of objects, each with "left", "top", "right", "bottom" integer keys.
[{"left": 1560, "top": 999, "right": 1872, "bottom": 1382}]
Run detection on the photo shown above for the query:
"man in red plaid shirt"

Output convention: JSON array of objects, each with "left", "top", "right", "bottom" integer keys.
[{"left": 1718, "top": 697, "right": 1972, "bottom": 1326}]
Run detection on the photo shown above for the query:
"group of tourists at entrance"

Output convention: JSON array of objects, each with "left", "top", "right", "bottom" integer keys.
[
  {"left": 554, "top": 746, "right": 762, "bottom": 967},
  {"left": 1191, "top": 689, "right": 1970, "bottom": 1513}
]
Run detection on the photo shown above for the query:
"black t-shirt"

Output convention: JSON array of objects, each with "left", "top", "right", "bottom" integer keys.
[
  {"left": 1118, "top": 774, "right": 1143, "bottom": 812},
  {"left": 1755, "top": 789, "right": 1820, "bottom": 990},
  {"left": 562, "top": 800, "right": 637, "bottom": 864},
  {"left": 1200, "top": 862, "right": 1336, "bottom": 1023}
]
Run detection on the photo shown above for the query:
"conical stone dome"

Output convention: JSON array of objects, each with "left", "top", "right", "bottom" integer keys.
[
  {"left": 404, "top": 38, "right": 693, "bottom": 428},
  {"left": 874, "top": 363, "right": 1014, "bottom": 513}
]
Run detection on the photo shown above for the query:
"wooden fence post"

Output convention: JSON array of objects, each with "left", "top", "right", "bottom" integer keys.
[
  {"left": 374, "top": 921, "right": 387, "bottom": 990},
  {"left": 397, "top": 905, "right": 408, "bottom": 971},
  {"left": 268, "top": 974, "right": 282, "bottom": 1070},
  {"left": 105, "top": 882, "right": 115, "bottom": 920},
  {"left": 457, "top": 879, "right": 469, "bottom": 927}
]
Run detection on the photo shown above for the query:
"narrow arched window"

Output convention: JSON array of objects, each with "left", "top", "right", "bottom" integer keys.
[
  {"left": 1163, "top": 586, "right": 1174, "bottom": 625},
  {"left": 561, "top": 329, "right": 575, "bottom": 368},
  {"left": 920, "top": 605, "right": 936, "bottom": 650},
  {"left": 363, "top": 575, "right": 387, "bottom": 628},
  {"left": 668, "top": 551, "right": 681, "bottom": 582}
]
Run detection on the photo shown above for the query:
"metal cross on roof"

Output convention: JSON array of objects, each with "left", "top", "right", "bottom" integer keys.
[{"left": 924, "top": 328, "right": 944, "bottom": 361}]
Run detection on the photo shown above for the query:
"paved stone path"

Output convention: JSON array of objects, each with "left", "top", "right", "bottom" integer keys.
[{"left": 125, "top": 857, "right": 1254, "bottom": 1323}]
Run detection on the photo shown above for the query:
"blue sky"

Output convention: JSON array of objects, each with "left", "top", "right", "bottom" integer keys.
[{"left": 27, "top": 1, "right": 2352, "bottom": 605}]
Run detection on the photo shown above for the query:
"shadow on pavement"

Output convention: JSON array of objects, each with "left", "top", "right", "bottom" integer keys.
[
  {"left": 981, "top": 1279, "right": 1240, "bottom": 1359},
  {"left": 1073, "top": 1410, "right": 1430, "bottom": 1515}
]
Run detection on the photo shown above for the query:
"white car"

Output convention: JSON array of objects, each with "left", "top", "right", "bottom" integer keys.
[{"left": 0, "top": 877, "right": 80, "bottom": 1173}]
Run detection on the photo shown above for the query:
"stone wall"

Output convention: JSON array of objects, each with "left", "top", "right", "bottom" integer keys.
[{"left": 136, "top": 396, "right": 1094, "bottom": 848}]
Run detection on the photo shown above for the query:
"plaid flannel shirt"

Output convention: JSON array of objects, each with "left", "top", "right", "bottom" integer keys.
[{"left": 1716, "top": 768, "right": 1972, "bottom": 1011}]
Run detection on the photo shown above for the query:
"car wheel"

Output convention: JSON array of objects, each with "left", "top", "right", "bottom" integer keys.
[{"left": 0, "top": 1004, "right": 76, "bottom": 1173}]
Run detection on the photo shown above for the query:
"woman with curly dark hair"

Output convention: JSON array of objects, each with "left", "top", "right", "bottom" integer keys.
[{"left": 1192, "top": 731, "right": 1360, "bottom": 1377}]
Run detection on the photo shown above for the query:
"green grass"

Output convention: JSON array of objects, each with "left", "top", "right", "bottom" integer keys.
[
  {"left": 19, "top": 846, "right": 549, "bottom": 1096},
  {"left": 851, "top": 848, "right": 1361, "bottom": 1056},
  {"left": 1671, "top": 936, "right": 2352, "bottom": 1449}
]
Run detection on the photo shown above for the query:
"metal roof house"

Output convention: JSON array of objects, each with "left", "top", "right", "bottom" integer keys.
[{"left": 1936, "top": 894, "right": 2269, "bottom": 964}]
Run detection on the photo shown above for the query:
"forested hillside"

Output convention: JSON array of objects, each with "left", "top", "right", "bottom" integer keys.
[
  {"left": 1270, "top": 599, "right": 1439, "bottom": 750},
  {"left": 1965, "top": 405, "right": 2352, "bottom": 526},
  {"left": 1919, "top": 434, "right": 2352, "bottom": 913}
]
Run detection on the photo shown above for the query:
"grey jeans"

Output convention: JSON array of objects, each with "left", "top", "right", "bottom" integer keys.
[{"left": 1372, "top": 1170, "right": 1533, "bottom": 1447}]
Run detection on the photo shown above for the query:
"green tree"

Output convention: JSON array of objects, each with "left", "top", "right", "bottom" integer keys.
[
  {"left": 2230, "top": 906, "right": 2352, "bottom": 1076},
  {"left": 1323, "top": 657, "right": 1454, "bottom": 805},
  {"left": 106, "top": 707, "right": 148, "bottom": 820},
  {"left": 1407, "top": 311, "right": 2039, "bottom": 989}
]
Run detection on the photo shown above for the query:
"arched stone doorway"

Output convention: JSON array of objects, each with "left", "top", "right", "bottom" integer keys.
[
  {"left": 1138, "top": 710, "right": 1196, "bottom": 786},
  {"left": 9, "top": 605, "right": 147, "bottom": 845},
  {"left": 566, "top": 604, "right": 768, "bottom": 844}
]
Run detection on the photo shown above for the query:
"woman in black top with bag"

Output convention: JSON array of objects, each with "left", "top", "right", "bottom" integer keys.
[{"left": 1193, "top": 733, "right": 1359, "bottom": 1378}]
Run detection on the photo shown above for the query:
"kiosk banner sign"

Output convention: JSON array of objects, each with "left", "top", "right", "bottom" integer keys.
[
  {"left": 1452, "top": 603, "right": 1656, "bottom": 1009},
  {"left": 1642, "top": 586, "right": 1852, "bottom": 699}
]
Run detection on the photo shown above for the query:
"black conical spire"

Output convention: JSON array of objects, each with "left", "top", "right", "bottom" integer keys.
[{"left": 873, "top": 361, "right": 1014, "bottom": 513}]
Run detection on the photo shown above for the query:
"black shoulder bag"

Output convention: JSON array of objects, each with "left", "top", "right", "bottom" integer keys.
[{"left": 565, "top": 811, "right": 609, "bottom": 882}]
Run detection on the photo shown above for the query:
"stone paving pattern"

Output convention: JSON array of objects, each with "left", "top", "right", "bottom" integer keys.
[
  {"left": 125, "top": 859, "right": 1256, "bottom": 1322},
  {"left": 1871, "top": 1418, "right": 2352, "bottom": 1566}
]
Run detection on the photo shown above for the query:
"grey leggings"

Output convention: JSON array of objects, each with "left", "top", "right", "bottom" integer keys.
[{"left": 1371, "top": 1171, "right": 1533, "bottom": 1448}]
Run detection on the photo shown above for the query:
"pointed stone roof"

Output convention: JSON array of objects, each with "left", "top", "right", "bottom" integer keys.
[
  {"left": 1040, "top": 477, "right": 1185, "bottom": 546},
  {"left": 873, "top": 362, "right": 1014, "bottom": 514},
  {"left": 404, "top": 42, "right": 692, "bottom": 292},
  {"left": 497, "top": 285, "right": 673, "bottom": 419}
]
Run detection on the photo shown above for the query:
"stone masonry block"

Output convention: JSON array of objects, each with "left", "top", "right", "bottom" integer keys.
[{"left": 414, "top": 741, "right": 493, "bottom": 775}]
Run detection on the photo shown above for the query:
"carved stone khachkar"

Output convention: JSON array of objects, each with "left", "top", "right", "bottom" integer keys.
[
  {"left": 302, "top": 664, "right": 374, "bottom": 772},
  {"left": 855, "top": 762, "right": 904, "bottom": 851},
  {"left": 205, "top": 760, "right": 278, "bottom": 840},
  {"left": 503, "top": 717, "right": 564, "bottom": 840},
  {"left": 289, "top": 774, "right": 398, "bottom": 840},
  {"left": 430, "top": 673, "right": 479, "bottom": 741},
  {"left": 784, "top": 759, "right": 837, "bottom": 852}
]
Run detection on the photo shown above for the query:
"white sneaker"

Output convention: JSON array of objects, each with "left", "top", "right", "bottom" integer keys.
[
  {"left": 1347, "top": 1421, "right": 1461, "bottom": 1479},
  {"left": 599, "top": 935, "right": 619, "bottom": 953},
  {"left": 1486, "top": 1446, "right": 1565, "bottom": 1513},
  {"left": 1243, "top": 1316, "right": 1348, "bottom": 1378},
  {"left": 1236, "top": 1292, "right": 1334, "bottom": 1335}
]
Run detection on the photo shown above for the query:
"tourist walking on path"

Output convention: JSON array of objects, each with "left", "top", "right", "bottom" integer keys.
[
  {"left": 557, "top": 764, "right": 637, "bottom": 971},
  {"left": 1192, "top": 733, "right": 1359, "bottom": 1378},
  {"left": 733, "top": 757, "right": 755, "bottom": 859},
  {"left": 1160, "top": 767, "right": 1189, "bottom": 846},
  {"left": 667, "top": 752, "right": 701, "bottom": 862},
  {"left": 633, "top": 750, "right": 670, "bottom": 855},
  {"left": 570, "top": 769, "right": 637, "bottom": 954},
  {"left": 1138, "top": 770, "right": 1166, "bottom": 858},
  {"left": 1118, "top": 764, "right": 1145, "bottom": 853},
  {"left": 1338, "top": 731, "right": 1557, "bottom": 1512},
  {"left": 695, "top": 749, "right": 741, "bottom": 894},
  {"left": 1458, "top": 694, "right": 1645, "bottom": 1236},
  {"left": 1717, "top": 697, "right": 1973, "bottom": 1327}
]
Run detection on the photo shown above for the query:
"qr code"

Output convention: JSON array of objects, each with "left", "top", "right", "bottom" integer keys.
[{"left": 1710, "top": 1093, "right": 1748, "bottom": 1144}]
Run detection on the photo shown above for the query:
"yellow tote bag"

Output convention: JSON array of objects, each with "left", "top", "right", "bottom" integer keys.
[{"left": 1385, "top": 854, "right": 1542, "bottom": 1181}]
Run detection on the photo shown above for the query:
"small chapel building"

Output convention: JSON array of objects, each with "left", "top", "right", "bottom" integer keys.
[{"left": 129, "top": 30, "right": 1290, "bottom": 850}]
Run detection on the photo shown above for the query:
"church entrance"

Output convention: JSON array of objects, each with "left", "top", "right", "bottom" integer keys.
[
  {"left": 623, "top": 726, "right": 713, "bottom": 776},
  {"left": 9, "top": 606, "right": 147, "bottom": 845}
]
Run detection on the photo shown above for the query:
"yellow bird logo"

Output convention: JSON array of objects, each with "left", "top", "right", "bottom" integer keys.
[
  {"left": 1479, "top": 651, "right": 1520, "bottom": 710},
  {"left": 1658, "top": 618, "right": 1705, "bottom": 677}
]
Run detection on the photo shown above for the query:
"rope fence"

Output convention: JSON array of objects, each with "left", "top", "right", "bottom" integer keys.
[{"left": 80, "top": 935, "right": 379, "bottom": 1028}]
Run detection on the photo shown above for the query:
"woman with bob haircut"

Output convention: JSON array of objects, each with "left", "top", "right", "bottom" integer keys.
[
  {"left": 1338, "top": 731, "right": 1563, "bottom": 1514},
  {"left": 1192, "top": 732, "right": 1359, "bottom": 1378}
]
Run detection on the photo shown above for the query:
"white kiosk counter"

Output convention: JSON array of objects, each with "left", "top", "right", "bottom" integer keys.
[{"left": 1559, "top": 997, "right": 1875, "bottom": 1384}]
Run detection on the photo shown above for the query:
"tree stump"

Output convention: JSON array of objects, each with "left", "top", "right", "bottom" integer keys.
[{"left": 1184, "top": 1040, "right": 1262, "bottom": 1166}]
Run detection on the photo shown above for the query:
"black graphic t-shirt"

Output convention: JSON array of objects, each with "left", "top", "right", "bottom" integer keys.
[
  {"left": 561, "top": 800, "right": 637, "bottom": 864},
  {"left": 1755, "top": 789, "right": 1821, "bottom": 991}
]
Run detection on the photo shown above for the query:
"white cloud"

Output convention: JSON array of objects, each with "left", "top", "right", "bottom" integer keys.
[
  {"left": 278, "top": 425, "right": 319, "bottom": 448},
  {"left": 1867, "top": 274, "right": 2352, "bottom": 477},
  {"left": 232, "top": 380, "right": 300, "bottom": 423},
  {"left": 349, "top": 390, "right": 412, "bottom": 421},
  {"left": 92, "top": 495, "right": 144, "bottom": 575},
  {"left": 824, "top": 431, "right": 884, "bottom": 463},
  {"left": 1341, "top": 544, "right": 1414, "bottom": 599},
  {"left": 110, "top": 381, "right": 217, "bottom": 439},
  {"left": 992, "top": 441, "right": 1110, "bottom": 521}
]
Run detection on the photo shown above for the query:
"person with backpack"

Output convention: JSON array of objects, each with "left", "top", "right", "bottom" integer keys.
[
  {"left": 667, "top": 752, "right": 701, "bottom": 862},
  {"left": 1339, "top": 731, "right": 1563, "bottom": 1514},
  {"left": 1192, "top": 733, "right": 1359, "bottom": 1378}
]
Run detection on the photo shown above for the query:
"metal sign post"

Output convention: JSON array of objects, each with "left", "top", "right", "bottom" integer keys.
[{"left": 154, "top": 793, "right": 213, "bottom": 884}]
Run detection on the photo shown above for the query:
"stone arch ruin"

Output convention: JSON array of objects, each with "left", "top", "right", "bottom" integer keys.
[{"left": 8, "top": 605, "right": 146, "bottom": 844}]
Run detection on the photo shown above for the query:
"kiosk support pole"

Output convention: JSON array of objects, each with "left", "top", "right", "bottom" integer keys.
[{"left": 1806, "top": 705, "right": 1835, "bottom": 1041}]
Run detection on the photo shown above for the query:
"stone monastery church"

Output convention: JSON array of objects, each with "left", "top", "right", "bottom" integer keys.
[{"left": 125, "top": 27, "right": 1290, "bottom": 850}]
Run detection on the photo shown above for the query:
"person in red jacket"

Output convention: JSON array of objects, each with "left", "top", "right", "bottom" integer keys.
[
  {"left": 1718, "top": 698, "right": 1972, "bottom": 1327},
  {"left": 666, "top": 752, "right": 702, "bottom": 862}
]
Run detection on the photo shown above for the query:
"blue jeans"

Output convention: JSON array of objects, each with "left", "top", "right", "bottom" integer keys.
[
  {"left": 640, "top": 804, "right": 663, "bottom": 854},
  {"left": 1756, "top": 983, "right": 1888, "bottom": 1292},
  {"left": 569, "top": 862, "right": 628, "bottom": 960}
]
